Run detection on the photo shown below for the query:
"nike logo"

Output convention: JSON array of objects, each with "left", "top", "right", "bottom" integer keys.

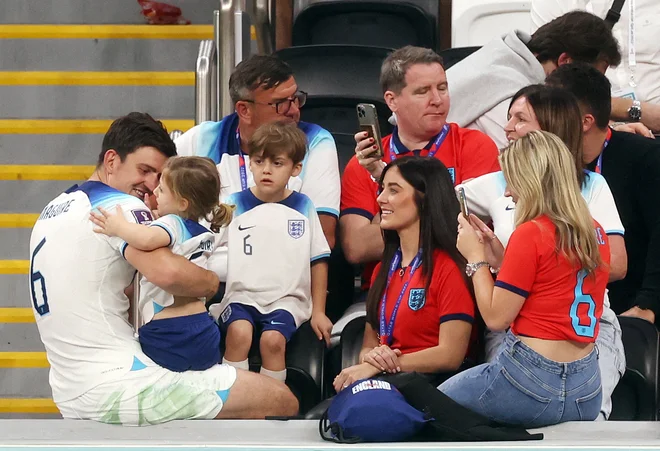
[
  {"left": 270, "top": 321, "right": 286, "bottom": 326},
  {"left": 238, "top": 225, "right": 255, "bottom": 231},
  {"left": 505, "top": 205, "right": 515, "bottom": 211}
]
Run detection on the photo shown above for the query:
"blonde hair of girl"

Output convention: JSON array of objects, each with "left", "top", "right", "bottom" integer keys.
[{"left": 499, "top": 130, "right": 603, "bottom": 274}]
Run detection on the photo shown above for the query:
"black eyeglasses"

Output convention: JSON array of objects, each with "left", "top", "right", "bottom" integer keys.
[{"left": 243, "top": 91, "right": 307, "bottom": 115}]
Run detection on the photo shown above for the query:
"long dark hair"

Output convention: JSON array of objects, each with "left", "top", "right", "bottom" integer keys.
[{"left": 365, "top": 156, "right": 468, "bottom": 329}]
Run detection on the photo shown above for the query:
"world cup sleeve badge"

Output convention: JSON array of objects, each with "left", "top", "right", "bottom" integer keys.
[
  {"left": 288, "top": 219, "right": 305, "bottom": 239},
  {"left": 408, "top": 288, "right": 426, "bottom": 311}
]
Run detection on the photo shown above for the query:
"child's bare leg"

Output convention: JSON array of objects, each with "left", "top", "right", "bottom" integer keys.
[
  {"left": 259, "top": 330, "right": 287, "bottom": 382},
  {"left": 223, "top": 320, "right": 253, "bottom": 370}
]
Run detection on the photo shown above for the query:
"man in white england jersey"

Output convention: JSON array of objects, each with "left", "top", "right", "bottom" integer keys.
[
  {"left": 210, "top": 121, "right": 333, "bottom": 383},
  {"left": 28, "top": 113, "right": 298, "bottom": 425},
  {"left": 174, "top": 55, "right": 340, "bottom": 285}
]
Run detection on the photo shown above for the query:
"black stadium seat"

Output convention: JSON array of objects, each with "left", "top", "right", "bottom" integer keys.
[
  {"left": 274, "top": 45, "right": 391, "bottom": 101},
  {"left": 438, "top": 46, "right": 481, "bottom": 69},
  {"left": 609, "top": 316, "right": 659, "bottom": 420},
  {"left": 218, "top": 321, "right": 325, "bottom": 415},
  {"left": 301, "top": 96, "right": 392, "bottom": 137},
  {"left": 293, "top": 1, "right": 437, "bottom": 50}
]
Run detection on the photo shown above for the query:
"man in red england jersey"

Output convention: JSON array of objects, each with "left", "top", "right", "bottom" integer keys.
[{"left": 340, "top": 46, "right": 500, "bottom": 286}]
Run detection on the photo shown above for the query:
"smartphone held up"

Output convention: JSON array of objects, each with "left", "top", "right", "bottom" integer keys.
[{"left": 357, "top": 103, "right": 384, "bottom": 159}]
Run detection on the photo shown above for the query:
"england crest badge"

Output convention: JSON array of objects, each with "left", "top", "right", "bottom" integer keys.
[
  {"left": 288, "top": 220, "right": 305, "bottom": 239},
  {"left": 408, "top": 288, "right": 426, "bottom": 311}
]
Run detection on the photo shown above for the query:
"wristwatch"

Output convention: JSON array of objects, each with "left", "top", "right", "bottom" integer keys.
[
  {"left": 466, "top": 261, "right": 489, "bottom": 277},
  {"left": 628, "top": 100, "right": 642, "bottom": 122}
]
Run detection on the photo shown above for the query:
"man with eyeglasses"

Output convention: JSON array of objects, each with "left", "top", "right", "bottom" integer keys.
[{"left": 175, "top": 55, "right": 340, "bottom": 253}]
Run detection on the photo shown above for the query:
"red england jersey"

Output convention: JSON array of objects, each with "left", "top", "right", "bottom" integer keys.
[
  {"left": 495, "top": 216, "right": 611, "bottom": 342},
  {"left": 341, "top": 123, "right": 500, "bottom": 290},
  {"left": 371, "top": 250, "right": 476, "bottom": 354}
]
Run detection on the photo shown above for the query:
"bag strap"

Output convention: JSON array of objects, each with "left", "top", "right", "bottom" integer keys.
[
  {"left": 604, "top": 0, "right": 626, "bottom": 29},
  {"left": 318, "top": 410, "right": 362, "bottom": 444}
]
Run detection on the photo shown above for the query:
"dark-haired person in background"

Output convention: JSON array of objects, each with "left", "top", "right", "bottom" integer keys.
[
  {"left": 531, "top": 0, "right": 660, "bottom": 135},
  {"left": 547, "top": 63, "right": 660, "bottom": 327},
  {"left": 334, "top": 157, "right": 475, "bottom": 391},
  {"left": 29, "top": 113, "right": 298, "bottom": 424},
  {"left": 175, "top": 54, "right": 340, "bottom": 252},
  {"left": 446, "top": 10, "right": 621, "bottom": 148}
]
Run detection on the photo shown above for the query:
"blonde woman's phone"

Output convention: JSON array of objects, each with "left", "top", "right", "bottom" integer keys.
[{"left": 457, "top": 187, "right": 470, "bottom": 219}]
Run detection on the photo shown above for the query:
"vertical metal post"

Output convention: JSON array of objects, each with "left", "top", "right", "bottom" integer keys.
[
  {"left": 213, "top": 10, "right": 222, "bottom": 118},
  {"left": 252, "top": 0, "right": 274, "bottom": 54},
  {"left": 194, "top": 39, "right": 218, "bottom": 125},
  {"left": 218, "top": 0, "right": 237, "bottom": 118}
]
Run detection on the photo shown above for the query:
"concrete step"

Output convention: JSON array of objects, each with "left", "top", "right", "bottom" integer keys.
[
  {"left": 2, "top": 0, "right": 216, "bottom": 24},
  {"left": 0, "top": 275, "right": 27, "bottom": 308},
  {"left": 0, "top": 85, "right": 193, "bottom": 119},
  {"left": 0, "top": 228, "right": 29, "bottom": 260},
  {"left": 0, "top": 398, "right": 58, "bottom": 416},
  {"left": 0, "top": 326, "right": 44, "bottom": 352},
  {"left": 0, "top": 135, "right": 103, "bottom": 165},
  {"left": 0, "top": 181, "right": 80, "bottom": 213},
  {"left": 0, "top": 37, "right": 203, "bottom": 71}
]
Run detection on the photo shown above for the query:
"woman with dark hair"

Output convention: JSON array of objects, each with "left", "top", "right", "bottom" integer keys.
[
  {"left": 458, "top": 84, "right": 627, "bottom": 420},
  {"left": 333, "top": 157, "right": 475, "bottom": 392}
]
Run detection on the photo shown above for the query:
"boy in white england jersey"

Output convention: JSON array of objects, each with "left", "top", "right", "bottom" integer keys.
[
  {"left": 90, "top": 156, "right": 234, "bottom": 372},
  {"left": 211, "top": 121, "right": 333, "bottom": 382},
  {"left": 29, "top": 113, "right": 298, "bottom": 425}
]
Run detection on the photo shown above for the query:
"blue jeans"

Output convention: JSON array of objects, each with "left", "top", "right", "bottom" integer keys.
[
  {"left": 439, "top": 331, "right": 602, "bottom": 428},
  {"left": 483, "top": 315, "right": 625, "bottom": 420}
]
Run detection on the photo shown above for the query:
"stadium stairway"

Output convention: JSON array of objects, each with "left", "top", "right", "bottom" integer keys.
[{"left": 0, "top": 0, "right": 228, "bottom": 418}]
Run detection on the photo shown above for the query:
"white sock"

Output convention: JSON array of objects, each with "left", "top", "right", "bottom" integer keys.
[
  {"left": 260, "top": 367, "right": 287, "bottom": 382},
  {"left": 222, "top": 357, "right": 249, "bottom": 371}
]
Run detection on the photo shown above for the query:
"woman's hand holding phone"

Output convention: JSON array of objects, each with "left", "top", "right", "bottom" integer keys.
[{"left": 354, "top": 131, "right": 386, "bottom": 180}]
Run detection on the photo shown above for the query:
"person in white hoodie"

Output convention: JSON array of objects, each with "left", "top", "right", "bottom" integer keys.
[{"left": 445, "top": 10, "right": 620, "bottom": 148}]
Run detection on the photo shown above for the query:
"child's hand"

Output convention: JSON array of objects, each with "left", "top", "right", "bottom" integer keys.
[
  {"left": 311, "top": 312, "right": 333, "bottom": 347},
  {"left": 90, "top": 205, "right": 127, "bottom": 237}
]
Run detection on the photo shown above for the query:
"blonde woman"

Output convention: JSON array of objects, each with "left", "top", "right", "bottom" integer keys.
[{"left": 439, "top": 131, "right": 610, "bottom": 427}]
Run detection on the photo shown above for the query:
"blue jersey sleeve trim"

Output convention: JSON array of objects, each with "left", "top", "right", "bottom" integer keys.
[
  {"left": 494, "top": 280, "right": 529, "bottom": 298},
  {"left": 311, "top": 253, "right": 331, "bottom": 263},
  {"left": 606, "top": 230, "right": 625, "bottom": 237},
  {"left": 317, "top": 207, "right": 339, "bottom": 218},
  {"left": 120, "top": 242, "right": 129, "bottom": 260},
  {"left": 440, "top": 313, "right": 474, "bottom": 324},
  {"left": 150, "top": 223, "right": 174, "bottom": 247},
  {"left": 339, "top": 208, "right": 374, "bottom": 221}
]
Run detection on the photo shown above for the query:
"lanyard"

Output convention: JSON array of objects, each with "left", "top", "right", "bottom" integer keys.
[
  {"left": 595, "top": 128, "right": 613, "bottom": 175},
  {"left": 235, "top": 129, "right": 248, "bottom": 191},
  {"left": 628, "top": 0, "right": 637, "bottom": 88},
  {"left": 379, "top": 249, "right": 423, "bottom": 346},
  {"left": 389, "top": 124, "right": 450, "bottom": 162}
]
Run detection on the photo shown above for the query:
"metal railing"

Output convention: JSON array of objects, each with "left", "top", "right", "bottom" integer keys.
[
  {"left": 195, "top": 40, "right": 217, "bottom": 124},
  {"left": 195, "top": 0, "right": 275, "bottom": 122}
]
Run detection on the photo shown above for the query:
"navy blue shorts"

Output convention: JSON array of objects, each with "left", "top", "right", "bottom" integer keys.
[
  {"left": 219, "top": 303, "right": 297, "bottom": 341},
  {"left": 139, "top": 312, "right": 221, "bottom": 372}
]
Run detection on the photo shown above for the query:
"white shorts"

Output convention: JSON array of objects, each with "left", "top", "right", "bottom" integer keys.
[{"left": 57, "top": 360, "right": 237, "bottom": 426}]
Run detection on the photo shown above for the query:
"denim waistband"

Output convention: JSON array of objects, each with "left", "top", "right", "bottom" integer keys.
[{"left": 503, "top": 331, "right": 598, "bottom": 375}]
